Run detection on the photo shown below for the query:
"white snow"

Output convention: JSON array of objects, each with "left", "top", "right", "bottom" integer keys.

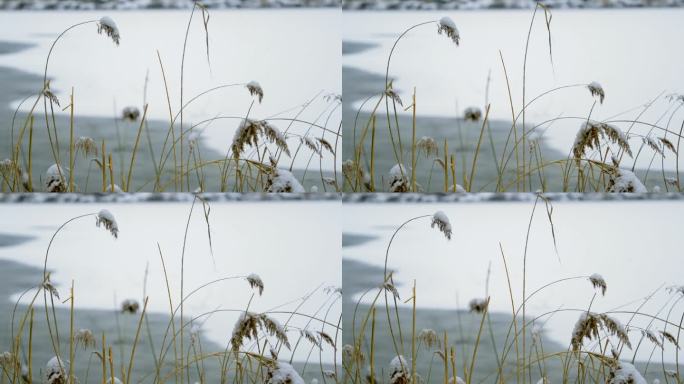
[
  {"left": 609, "top": 168, "right": 648, "bottom": 193},
  {"left": 439, "top": 16, "right": 457, "bottom": 30},
  {"left": 267, "top": 168, "right": 305, "bottom": 193},
  {"left": 609, "top": 361, "right": 647, "bottom": 384},
  {"left": 268, "top": 362, "right": 305, "bottom": 384},
  {"left": 99, "top": 16, "right": 119, "bottom": 34}
]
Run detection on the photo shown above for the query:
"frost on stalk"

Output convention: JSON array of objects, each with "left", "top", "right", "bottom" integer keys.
[
  {"left": 46, "top": 164, "right": 68, "bottom": 192},
  {"left": 535, "top": 379, "right": 549, "bottom": 384},
  {"left": 416, "top": 136, "right": 438, "bottom": 157},
  {"left": 106, "top": 378, "right": 123, "bottom": 384},
  {"left": 96, "top": 209, "right": 119, "bottom": 238},
  {"left": 45, "top": 356, "right": 69, "bottom": 384},
  {"left": 245, "top": 273, "right": 264, "bottom": 296},
  {"left": 589, "top": 273, "right": 607, "bottom": 296},
  {"left": 266, "top": 168, "right": 305, "bottom": 193},
  {"left": 388, "top": 164, "right": 410, "bottom": 192},
  {"left": 75, "top": 329, "right": 96, "bottom": 349},
  {"left": 431, "top": 210, "right": 452, "bottom": 240},
  {"left": 607, "top": 361, "right": 646, "bottom": 384},
  {"left": 607, "top": 168, "right": 647, "bottom": 193},
  {"left": 246, "top": 81, "right": 264, "bottom": 103},
  {"left": 389, "top": 355, "right": 410, "bottom": 384},
  {"left": 587, "top": 81, "right": 605, "bottom": 104},
  {"left": 463, "top": 107, "right": 482, "bottom": 122},
  {"left": 437, "top": 16, "right": 460, "bottom": 46},
  {"left": 97, "top": 16, "right": 120, "bottom": 45},
  {"left": 267, "top": 362, "right": 305, "bottom": 384},
  {"left": 449, "top": 377, "right": 466, "bottom": 384}
]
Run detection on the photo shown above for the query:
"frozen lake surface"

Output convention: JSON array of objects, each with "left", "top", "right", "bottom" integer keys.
[
  {"left": 0, "top": 200, "right": 341, "bottom": 363},
  {"left": 0, "top": 9, "right": 341, "bottom": 170},
  {"left": 343, "top": 9, "right": 684, "bottom": 171},
  {"left": 343, "top": 200, "right": 684, "bottom": 363}
]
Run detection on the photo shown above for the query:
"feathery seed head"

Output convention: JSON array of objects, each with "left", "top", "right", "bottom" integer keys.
[
  {"left": 246, "top": 81, "right": 264, "bottom": 103},
  {"left": 96, "top": 209, "right": 119, "bottom": 238},
  {"left": 437, "top": 17, "right": 460, "bottom": 46},
  {"left": 589, "top": 273, "right": 607, "bottom": 296},
  {"left": 246, "top": 273, "right": 264, "bottom": 296},
  {"left": 431, "top": 211, "right": 452, "bottom": 240},
  {"left": 588, "top": 81, "right": 605, "bottom": 104},
  {"left": 98, "top": 16, "right": 120, "bottom": 45}
]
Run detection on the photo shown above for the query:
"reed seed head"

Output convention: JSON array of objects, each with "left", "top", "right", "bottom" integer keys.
[
  {"left": 232, "top": 119, "right": 290, "bottom": 158},
  {"left": 587, "top": 81, "right": 605, "bottom": 104},
  {"left": 385, "top": 81, "right": 403, "bottom": 107},
  {"left": 589, "top": 273, "right": 607, "bottom": 296},
  {"left": 437, "top": 16, "right": 460, "bottom": 46},
  {"left": 96, "top": 209, "right": 119, "bottom": 238},
  {"left": 431, "top": 211, "right": 452, "bottom": 240},
  {"left": 302, "top": 136, "right": 322, "bottom": 157},
  {"left": 75, "top": 328, "right": 96, "bottom": 349},
  {"left": 246, "top": 273, "right": 264, "bottom": 296},
  {"left": 246, "top": 81, "right": 264, "bottom": 103},
  {"left": 382, "top": 282, "right": 400, "bottom": 300},
  {"left": 572, "top": 122, "right": 631, "bottom": 160},
  {"left": 43, "top": 81, "right": 60, "bottom": 107},
  {"left": 231, "top": 312, "right": 290, "bottom": 352},
  {"left": 42, "top": 274, "right": 60, "bottom": 299},
  {"left": 0, "top": 159, "right": 17, "bottom": 175},
  {"left": 416, "top": 136, "right": 439, "bottom": 157},
  {"left": 418, "top": 328, "right": 440, "bottom": 349},
  {"left": 121, "top": 106, "right": 140, "bottom": 122},
  {"left": 75, "top": 136, "right": 98, "bottom": 158},
  {"left": 0, "top": 351, "right": 13, "bottom": 367},
  {"left": 463, "top": 107, "right": 482, "bottom": 122},
  {"left": 98, "top": 16, "right": 120, "bottom": 45},
  {"left": 468, "top": 298, "right": 488, "bottom": 313},
  {"left": 120, "top": 299, "right": 139, "bottom": 314},
  {"left": 571, "top": 312, "right": 631, "bottom": 352}
]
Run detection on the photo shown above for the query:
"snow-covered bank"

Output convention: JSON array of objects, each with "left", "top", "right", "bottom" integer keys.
[
  {"left": 0, "top": 0, "right": 339, "bottom": 10},
  {"left": 343, "top": 192, "right": 684, "bottom": 203},
  {"left": 343, "top": 0, "right": 684, "bottom": 10},
  {"left": 0, "top": 192, "right": 341, "bottom": 203}
]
